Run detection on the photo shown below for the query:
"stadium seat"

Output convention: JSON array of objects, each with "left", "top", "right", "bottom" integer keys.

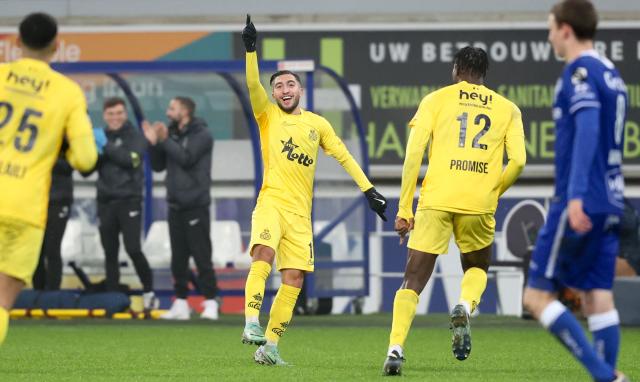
[
  {"left": 211, "top": 220, "right": 246, "bottom": 268},
  {"left": 143, "top": 221, "right": 172, "bottom": 269},
  {"left": 61, "top": 219, "right": 84, "bottom": 265},
  {"left": 61, "top": 218, "right": 105, "bottom": 271},
  {"left": 314, "top": 220, "right": 349, "bottom": 261},
  {"left": 211, "top": 140, "right": 254, "bottom": 181}
]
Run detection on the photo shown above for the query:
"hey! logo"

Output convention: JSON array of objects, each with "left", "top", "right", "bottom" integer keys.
[
  {"left": 271, "top": 321, "right": 290, "bottom": 337},
  {"left": 248, "top": 293, "right": 263, "bottom": 310},
  {"left": 281, "top": 137, "right": 314, "bottom": 167},
  {"left": 7, "top": 70, "right": 50, "bottom": 93},
  {"left": 260, "top": 229, "right": 271, "bottom": 240}
]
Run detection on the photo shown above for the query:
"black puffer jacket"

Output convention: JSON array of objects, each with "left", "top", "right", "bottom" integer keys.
[
  {"left": 49, "top": 155, "right": 73, "bottom": 205},
  {"left": 149, "top": 117, "right": 213, "bottom": 209},
  {"left": 96, "top": 121, "right": 147, "bottom": 203}
]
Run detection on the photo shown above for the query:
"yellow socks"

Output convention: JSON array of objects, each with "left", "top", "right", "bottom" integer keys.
[
  {"left": 244, "top": 261, "right": 272, "bottom": 323},
  {"left": 0, "top": 307, "right": 8, "bottom": 345},
  {"left": 265, "top": 284, "right": 301, "bottom": 345},
  {"left": 460, "top": 267, "right": 488, "bottom": 314},
  {"left": 389, "top": 289, "right": 419, "bottom": 348}
]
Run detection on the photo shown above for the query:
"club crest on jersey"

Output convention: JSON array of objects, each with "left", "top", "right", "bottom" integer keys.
[
  {"left": 571, "top": 67, "right": 588, "bottom": 85},
  {"left": 308, "top": 129, "right": 318, "bottom": 141},
  {"left": 280, "top": 137, "right": 314, "bottom": 167},
  {"left": 260, "top": 229, "right": 271, "bottom": 240}
]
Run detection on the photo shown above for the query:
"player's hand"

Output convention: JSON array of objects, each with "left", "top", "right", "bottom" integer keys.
[
  {"left": 395, "top": 216, "right": 414, "bottom": 245},
  {"left": 242, "top": 14, "right": 257, "bottom": 52},
  {"left": 568, "top": 199, "right": 592, "bottom": 233},
  {"left": 141, "top": 120, "right": 158, "bottom": 145},
  {"left": 364, "top": 187, "right": 387, "bottom": 221},
  {"left": 153, "top": 121, "right": 169, "bottom": 142},
  {"left": 92, "top": 127, "right": 107, "bottom": 155}
]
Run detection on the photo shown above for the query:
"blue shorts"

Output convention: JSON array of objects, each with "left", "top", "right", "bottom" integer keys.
[{"left": 527, "top": 202, "right": 620, "bottom": 292}]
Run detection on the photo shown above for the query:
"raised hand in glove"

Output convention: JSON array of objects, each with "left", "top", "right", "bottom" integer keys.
[
  {"left": 242, "top": 14, "right": 257, "bottom": 52},
  {"left": 364, "top": 187, "right": 388, "bottom": 221}
]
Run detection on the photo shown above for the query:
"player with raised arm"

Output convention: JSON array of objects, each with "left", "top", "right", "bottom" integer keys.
[
  {"left": 0, "top": 13, "right": 97, "bottom": 345},
  {"left": 240, "top": 15, "right": 388, "bottom": 366},
  {"left": 522, "top": 1, "right": 629, "bottom": 381},
  {"left": 382, "top": 46, "right": 526, "bottom": 375}
]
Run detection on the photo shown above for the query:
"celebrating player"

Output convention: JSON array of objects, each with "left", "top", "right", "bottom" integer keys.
[
  {"left": 382, "top": 46, "right": 526, "bottom": 375},
  {"left": 240, "top": 15, "right": 388, "bottom": 366},
  {"left": 0, "top": 13, "right": 97, "bottom": 345},
  {"left": 522, "top": 1, "right": 629, "bottom": 381}
]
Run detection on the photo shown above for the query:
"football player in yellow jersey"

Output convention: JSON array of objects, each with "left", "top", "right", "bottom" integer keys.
[
  {"left": 240, "top": 15, "right": 387, "bottom": 366},
  {"left": 382, "top": 47, "right": 526, "bottom": 375},
  {"left": 0, "top": 13, "right": 97, "bottom": 345}
]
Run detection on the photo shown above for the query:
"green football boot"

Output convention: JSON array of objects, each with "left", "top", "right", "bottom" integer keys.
[
  {"left": 254, "top": 344, "right": 288, "bottom": 366},
  {"left": 241, "top": 323, "right": 266, "bottom": 345},
  {"left": 450, "top": 304, "right": 472, "bottom": 361}
]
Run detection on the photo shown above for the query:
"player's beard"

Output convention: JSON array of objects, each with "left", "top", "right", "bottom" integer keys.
[{"left": 277, "top": 95, "right": 300, "bottom": 114}]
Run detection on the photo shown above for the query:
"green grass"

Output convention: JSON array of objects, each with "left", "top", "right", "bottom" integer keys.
[{"left": 2, "top": 314, "right": 639, "bottom": 381}]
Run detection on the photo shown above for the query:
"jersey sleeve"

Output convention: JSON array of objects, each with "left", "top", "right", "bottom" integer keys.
[
  {"left": 64, "top": 84, "right": 97, "bottom": 172},
  {"left": 246, "top": 51, "right": 270, "bottom": 122},
  {"left": 498, "top": 104, "right": 527, "bottom": 196},
  {"left": 319, "top": 117, "right": 373, "bottom": 192},
  {"left": 398, "top": 97, "right": 433, "bottom": 219},
  {"left": 566, "top": 65, "right": 601, "bottom": 115},
  {"left": 568, "top": 107, "right": 600, "bottom": 201}
]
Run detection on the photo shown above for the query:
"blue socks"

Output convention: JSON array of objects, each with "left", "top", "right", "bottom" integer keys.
[
  {"left": 540, "top": 301, "right": 615, "bottom": 382},
  {"left": 589, "top": 310, "right": 620, "bottom": 369}
]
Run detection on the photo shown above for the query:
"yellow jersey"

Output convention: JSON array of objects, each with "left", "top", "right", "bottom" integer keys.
[
  {"left": 398, "top": 81, "right": 526, "bottom": 219},
  {"left": 246, "top": 52, "right": 372, "bottom": 217},
  {"left": 0, "top": 58, "right": 97, "bottom": 228}
]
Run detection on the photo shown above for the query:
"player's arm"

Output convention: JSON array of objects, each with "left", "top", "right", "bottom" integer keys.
[
  {"left": 319, "top": 119, "right": 387, "bottom": 220},
  {"left": 64, "top": 87, "right": 98, "bottom": 172},
  {"left": 243, "top": 15, "right": 269, "bottom": 119},
  {"left": 398, "top": 99, "right": 433, "bottom": 220},
  {"left": 102, "top": 129, "right": 146, "bottom": 169},
  {"left": 161, "top": 128, "right": 212, "bottom": 169},
  {"left": 566, "top": 68, "right": 602, "bottom": 232},
  {"left": 498, "top": 105, "right": 527, "bottom": 196},
  {"left": 568, "top": 108, "right": 600, "bottom": 200}
]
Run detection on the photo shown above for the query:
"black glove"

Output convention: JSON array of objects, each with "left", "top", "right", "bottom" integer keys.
[
  {"left": 242, "top": 14, "right": 257, "bottom": 52},
  {"left": 364, "top": 187, "right": 387, "bottom": 221}
]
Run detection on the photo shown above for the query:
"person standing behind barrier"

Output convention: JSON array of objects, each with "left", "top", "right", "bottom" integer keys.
[
  {"left": 142, "top": 96, "right": 219, "bottom": 320},
  {"left": 32, "top": 152, "right": 73, "bottom": 291},
  {"left": 94, "top": 97, "right": 157, "bottom": 310}
]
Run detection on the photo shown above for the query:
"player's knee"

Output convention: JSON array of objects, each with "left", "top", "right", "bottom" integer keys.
[
  {"left": 523, "top": 287, "right": 554, "bottom": 318},
  {"left": 281, "top": 269, "right": 304, "bottom": 288},
  {"left": 251, "top": 244, "right": 275, "bottom": 264},
  {"left": 461, "top": 250, "right": 491, "bottom": 272}
]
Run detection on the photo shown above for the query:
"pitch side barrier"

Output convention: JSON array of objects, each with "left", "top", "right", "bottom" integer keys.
[{"left": 53, "top": 60, "right": 371, "bottom": 302}]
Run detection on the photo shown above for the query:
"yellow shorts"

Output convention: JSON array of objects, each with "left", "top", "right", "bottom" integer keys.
[
  {"left": 0, "top": 217, "right": 44, "bottom": 284},
  {"left": 249, "top": 204, "right": 314, "bottom": 272},
  {"left": 407, "top": 209, "right": 495, "bottom": 254}
]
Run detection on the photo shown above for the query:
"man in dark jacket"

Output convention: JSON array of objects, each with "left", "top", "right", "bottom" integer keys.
[
  {"left": 32, "top": 153, "right": 73, "bottom": 291},
  {"left": 142, "top": 96, "right": 219, "bottom": 320},
  {"left": 95, "top": 97, "right": 156, "bottom": 310}
]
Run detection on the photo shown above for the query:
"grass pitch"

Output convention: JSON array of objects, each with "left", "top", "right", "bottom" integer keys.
[{"left": 2, "top": 314, "right": 638, "bottom": 381}]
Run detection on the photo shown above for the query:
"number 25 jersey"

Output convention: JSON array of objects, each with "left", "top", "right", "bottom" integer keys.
[{"left": 0, "top": 58, "right": 95, "bottom": 228}]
